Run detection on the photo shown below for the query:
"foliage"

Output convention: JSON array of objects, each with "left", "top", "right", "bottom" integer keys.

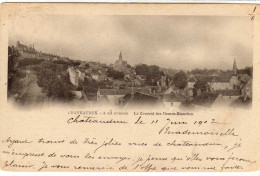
[
  {"left": 107, "top": 68, "right": 125, "bottom": 80},
  {"left": 135, "top": 64, "right": 149, "bottom": 75},
  {"left": 85, "top": 63, "right": 90, "bottom": 69},
  {"left": 238, "top": 66, "right": 253, "bottom": 77},
  {"left": 8, "top": 46, "right": 26, "bottom": 97},
  {"left": 189, "top": 68, "right": 233, "bottom": 76},
  {"left": 147, "top": 65, "right": 160, "bottom": 75},
  {"left": 145, "top": 75, "right": 157, "bottom": 86},
  {"left": 172, "top": 71, "right": 187, "bottom": 89},
  {"left": 36, "top": 62, "right": 74, "bottom": 101},
  {"left": 68, "top": 60, "right": 81, "bottom": 67},
  {"left": 84, "top": 79, "right": 99, "bottom": 93},
  {"left": 194, "top": 79, "right": 208, "bottom": 92},
  {"left": 83, "top": 78, "right": 113, "bottom": 95},
  {"left": 53, "top": 60, "right": 68, "bottom": 65},
  {"left": 55, "top": 63, "right": 69, "bottom": 72},
  {"left": 135, "top": 64, "right": 163, "bottom": 86},
  {"left": 193, "top": 79, "right": 209, "bottom": 97},
  {"left": 19, "top": 58, "right": 44, "bottom": 67},
  {"left": 98, "top": 80, "right": 113, "bottom": 89},
  {"left": 166, "top": 75, "right": 169, "bottom": 86},
  {"left": 147, "top": 65, "right": 164, "bottom": 85}
]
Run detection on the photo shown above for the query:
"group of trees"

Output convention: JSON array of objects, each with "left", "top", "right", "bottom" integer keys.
[
  {"left": 188, "top": 68, "right": 234, "bottom": 76},
  {"left": 134, "top": 65, "right": 212, "bottom": 94},
  {"left": 193, "top": 79, "right": 209, "bottom": 97},
  {"left": 35, "top": 61, "right": 75, "bottom": 101},
  {"left": 135, "top": 64, "right": 164, "bottom": 86},
  {"left": 171, "top": 71, "right": 209, "bottom": 97},
  {"left": 83, "top": 79, "right": 111, "bottom": 92},
  {"left": 19, "top": 58, "right": 44, "bottom": 67},
  {"left": 52, "top": 59, "right": 83, "bottom": 68},
  {"left": 189, "top": 67, "right": 253, "bottom": 77},
  {"left": 135, "top": 64, "right": 189, "bottom": 88},
  {"left": 107, "top": 68, "right": 125, "bottom": 80},
  {"left": 8, "top": 45, "right": 77, "bottom": 102},
  {"left": 135, "top": 64, "right": 163, "bottom": 76},
  {"left": 135, "top": 64, "right": 149, "bottom": 75},
  {"left": 238, "top": 66, "right": 253, "bottom": 77},
  {"left": 189, "top": 68, "right": 220, "bottom": 75},
  {"left": 172, "top": 71, "right": 187, "bottom": 89},
  {"left": 8, "top": 47, "right": 26, "bottom": 97}
]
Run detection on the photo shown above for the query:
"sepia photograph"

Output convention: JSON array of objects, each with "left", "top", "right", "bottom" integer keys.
[
  {"left": 1, "top": 3, "right": 260, "bottom": 173},
  {"left": 7, "top": 15, "right": 253, "bottom": 110}
]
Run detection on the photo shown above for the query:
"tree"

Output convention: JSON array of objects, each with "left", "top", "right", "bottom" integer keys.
[
  {"left": 53, "top": 60, "right": 68, "bottom": 65},
  {"left": 83, "top": 79, "right": 101, "bottom": 95},
  {"left": 36, "top": 62, "right": 74, "bottom": 101},
  {"left": 107, "top": 68, "right": 125, "bottom": 80},
  {"left": 135, "top": 64, "right": 149, "bottom": 75},
  {"left": 8, "top": 47, "right": 18, "bottom": 93},
  {"left": 166, "top": 75, "right": 169, "bottom": 87},
  {"left": 193, "top": 79, "right": 208, "bottom": 93},
  {"left": 172, "top": 71, "right": 187, "bottom": 89},
  {"left": 19, "top": 58, "right": 44, "bottom": 67},
  {"left": 68, "top": 60, "right": 81, "bottom": 67},
  {"left": 135, "top": 64, "right": 162, "bottom": 86},
  {"left": 242, "top": 66, "right": 253, "bottom": 77},
  {"left": 8, "top": 46, "right": 26, "bottom": 97},
  {"left": 85, "top": 63, "right": 90, "bottom": 69},
  {"left": 147, "top": 65, "right": 160, "bottom": 75},
  {"left": 145, "top": 75, "right": 156, "bottom": 86}
]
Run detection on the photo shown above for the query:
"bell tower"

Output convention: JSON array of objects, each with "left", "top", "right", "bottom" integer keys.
[
  {"left": 119, "top": 51, "right": 122, "bottom": 61},
  {"left": 233, "top": 58, "right": 237, "bottom": 75}
]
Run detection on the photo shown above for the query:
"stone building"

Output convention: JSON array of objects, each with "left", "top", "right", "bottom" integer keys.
[{"left": 114, "top": 52, "right": 128, "bottom": 71}]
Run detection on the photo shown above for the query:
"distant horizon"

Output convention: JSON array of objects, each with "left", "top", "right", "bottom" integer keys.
[
  {"left": 9, "top": 40, "right": 252, "bottom": 72},
  {"left": 9, "top": 15, "right": 253, "bottom": 70}
]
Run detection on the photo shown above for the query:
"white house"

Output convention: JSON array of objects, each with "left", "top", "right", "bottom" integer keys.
[
  {"left": 210, "top": 76, "right": 232, "bottom": 91},
  {"left": 76, "top": 69, "right": 85, "bottom": 82},
  {"left": 162, "top": 93, "right": 186, "bottom": 109},
  {"left": 230, "top": 75, "right": 239, "bottom": 89},
  {"left": 67, "top": 67, "right": 79, "bottom": 87},
  {"left": 186, "top": 77, "right": 197, "bottom": 89},
  {"left": 212, "top": 89, "right": 241, "bottom": 108},
  {"left": 97, "top": 88, "right": 133, "bottom": 105}
]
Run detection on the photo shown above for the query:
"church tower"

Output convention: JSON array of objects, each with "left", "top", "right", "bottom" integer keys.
[
  {"left": 114, "top": 51, "right": 127, "bottom": 70},
  {"left": 233, "top": 58, "right": 238, "bottom": 74},
  {"left": 119, "top": 51, "right": 122, "bottom": 61}
]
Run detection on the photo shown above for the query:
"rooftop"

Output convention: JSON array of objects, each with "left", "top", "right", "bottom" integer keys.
[
  {"left": 163, "top": 93, "right": 187, "bottom": 102},
  {"left": 98, "top": 88, "right": 133, "bottom": 95},
  {"left": 191, "top": 93, "right": 219, "bottom": 107},
  {"left": 211, "top": 75, "right": 232, "bottom": 83},
  {"left": 215, "top": 89, "right": 241, "bottom": 96}
]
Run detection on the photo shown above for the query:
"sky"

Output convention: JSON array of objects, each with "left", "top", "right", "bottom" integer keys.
[{"left": 9, "top": 15, "right": 253, "bottom": 70}]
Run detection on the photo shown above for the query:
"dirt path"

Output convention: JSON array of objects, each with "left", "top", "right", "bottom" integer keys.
[{"left": 17, "top": 71, "right": 44, "bottom": 106}]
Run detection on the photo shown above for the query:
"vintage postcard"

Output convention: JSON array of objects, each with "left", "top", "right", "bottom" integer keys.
[{"left": 0, "top": 3, "right": 259, "bottom": 172}]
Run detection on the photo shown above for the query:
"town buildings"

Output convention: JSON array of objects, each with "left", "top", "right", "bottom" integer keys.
[
  {"left": 15, "top": 41, "right": 71, "bottom": 62},
  {"left": 65, "top": 54, "right": 252, "bottom": 109},
  {"left": 187, "top": 59, "right": 252, "bottom": 108},
  {"left": 10, "top": 41, "right": 252, "bottom": 109}
]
